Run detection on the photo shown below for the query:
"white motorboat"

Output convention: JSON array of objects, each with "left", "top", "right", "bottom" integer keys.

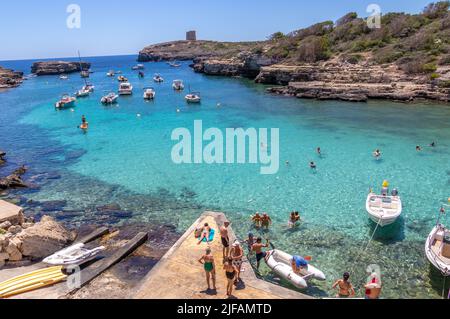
[
  {"left": 55, "top": 94, "right": 76, "bottom": 109},
  {"left": 172, "top": 80, "right": 185, "bottom": 91},
  {"left": 143, "top": 87, "right": 156, "bottom": 100},
  {"left": 59, "top": 75, "right": 68, "bottom": 80},
  {"left": 101, "top": 92, "right": 119, "bottom": 104},
  {"left": 132, "top": 64, "right": 145, "bottom": 70},
  {"left": 118, "top": 75, "right": 128, "bottom": 82},
  {"left": 43, "top": 243, "right": 105, "bottom": 266},
  {"left": 80, "top": 70, "right": 90, "bottom": 78},
  {"left": 185, "top": 92, "right": 201, "bottom": 103},
  {"left": 366, "top": 181, "right": 402, "bottom": 226},
  {"left": 153, "top": 74, "right": 164, "bottom": 83},
  {"left": 265, "top": 250, "right": 326, "bottom": 289},
  {"left": 118, "top": 82, "right": 133, "bottom": 95},
  {"left": 107, "top": 70, "right": 115, "bottom": 77},
  {"left": 169, "top": 61, "right": 181, "bottom": 67},
  {"left": 426, "top": 224, "right": 450, "bottom": 276},
  {"left": 83, "top": 83, "right": 95, "bottom": 92},
  {"left": 75, "top": 88, "right": 90, "bottom": 97}
]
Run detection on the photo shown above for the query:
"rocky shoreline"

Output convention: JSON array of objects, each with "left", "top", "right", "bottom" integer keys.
[
  {"left": 0, "top": 67, "right": 23, "bottom": 89},
  {"left": 31, "top": 61, "right": 91, "bottom": 76}
]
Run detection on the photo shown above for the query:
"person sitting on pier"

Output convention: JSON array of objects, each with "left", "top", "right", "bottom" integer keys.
[
  {"left": 198, "top": 248, "right": 216, "bottom": 291},
  {"left": 332, "top": 272, "right": 355, "bottom": 298},
  {"left": 252, "top": 237, "right": 270, "bottom": 269},
  {"left": 196, "top": 223, "right": 211, "bottom": 245},
  {"left": 261, "top": 213, "right": 272, "bottom": 230},
  {"left": 251, "top": 212, "right": 262, "bottom": 228}
]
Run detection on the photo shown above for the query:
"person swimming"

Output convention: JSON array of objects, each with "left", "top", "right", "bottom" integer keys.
[
  {"left": 310, "top": 161, "right": 317, "bottom": 169},
  {"left": 373, "top": 149, "right": 381, "bottom": 159},
  {"left": 251, "top": 212, "right": 262, "bottom": 228},
  {"left": 430, "top": 141, "right": 436, "bottom": 147},
  {"left": 316, "top": 147, "right": 322, "bottom": 156},
  {"left": 332, "top": 272, "right": 355, "bottom": 298},
  {"left": 79, "top": 115, "right": 89, "bottom": 130},
  {"left": 416, "top": 145, "right": 422, "bottom": 151}
]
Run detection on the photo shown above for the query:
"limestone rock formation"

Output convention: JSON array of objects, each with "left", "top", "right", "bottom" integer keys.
[
  {"left": 31, "top": 61, "right": 91, "bottom": 76},
  {"left": 0, "top": 67, "right": 23, "bottom": 88}
]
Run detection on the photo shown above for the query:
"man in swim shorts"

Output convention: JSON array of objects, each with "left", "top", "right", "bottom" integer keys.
[
  {"left": 261, "top": 213, "right": 272, "bottom": 230},
  {"left": 220, "top": 221, "right": 230, "bottom": 259},
  {"left": 251, "top": 212, "right": 262, "bottom": 228},
  {"left": 252, "top": 237, "right": 269, "bottom": 269}
]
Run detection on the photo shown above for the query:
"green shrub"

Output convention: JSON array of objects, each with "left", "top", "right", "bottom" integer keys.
[
  {"left": 422, "top": 62, "right": 438, "bottom": 72},
  {"left": 438, "top": 80, "right": 450, "bottom": 87},
  {"left": 430, "top": 72, "right": 441, "bottom": 79}
]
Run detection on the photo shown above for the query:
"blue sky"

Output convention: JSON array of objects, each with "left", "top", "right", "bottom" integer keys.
[{"left": 0, "top": 0, "right": 435, "bottom": 61}]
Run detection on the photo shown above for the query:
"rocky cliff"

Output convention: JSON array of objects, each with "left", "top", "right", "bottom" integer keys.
[
  {"left": 0, "top": 67, "right": 24, "bottom": 89},
  {"left": 31, "top": 61, "right": 91, "bottom": 76}
]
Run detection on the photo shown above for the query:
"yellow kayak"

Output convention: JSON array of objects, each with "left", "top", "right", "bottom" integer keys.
[{"left": 0, "top": 266, "right": 67, "bottom": 298}]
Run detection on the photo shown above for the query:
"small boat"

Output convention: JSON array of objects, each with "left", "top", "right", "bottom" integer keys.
[
  {"left": 55, "top": 94, "right": 76, "bottom": 109},
  {"left": 0, "top": 266, "right": 67, "bottom": 298},
  {"left": 75, "top": 88, "right": 90, "bottom": 97},
  {"left": 107, "top": 70, "right": 115, "bottom": 77},
  {"left": 366, "top": 181, "right": 402, "bottom": 226},
  {"left": 43, "top": 243, "right": 106, "bottom": 266},
  {"left": 117, "top": 75, "right": 128, "bottom": 82},
  {"left": 132, "top": 64, "right": 145, "bottom": 70},
  {"left": 80, "top": 70, "right": 90, "bottom": 78},
  {"left": 118, "top": 82, "right": 133, "bottom": 95},
  {"left": 185, "top": 92, "right": 201, "bottom": 103},
  {"left": 101, "top": 92, "right": 119, "bottom": 104},
  {"left": 83, "top": 83, "right": 95, "bottom": 92},
  {"left": 425, "top": 206, "right": 450, "bottom": 276},
  {"left": 169, "top": 61, "right": 182, "bottom": 68},
  {"left": 59, "top": 75, "right": 68, "bottom": 80},
  {"left": 172, "top": 80, "right": 185, "bottom": 91},
  {"left": 153, "top": 74, "right": 164, "bottom": 83},
  {"left": 143, "top": 87, "right": 156, "bottom": 100},
  {"left": 265, "top": 250, "right": 326, "bottom": 289}
]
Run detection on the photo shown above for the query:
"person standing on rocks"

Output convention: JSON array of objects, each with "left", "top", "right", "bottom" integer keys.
[{"left": 198, "top": 247, "right": 217, "bottom": 291}]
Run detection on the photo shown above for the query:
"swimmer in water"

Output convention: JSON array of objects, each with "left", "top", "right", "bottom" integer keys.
[
  {"left": 252, "top": 212, "right": 262, "bottom": 228},
  {"left": 416, "top": 145, "right": 422, "bottom": 152},
  {"left": 430, "top": 141, "right": 436, "bottom": 147},
  {"left": 316, "top": 147, "right": 321, "bottom": 156},
  {"left": 286, "top": 160, "right": 290, "bottom": 166},
  {"left": 79, "top": 115, "right": 88, "bottom": 130},
  {"left": 373, "top": 149, "right": 381, "bottom": 159},
  {"left": 310, "top": 161, "right": 317, "bottom": 169}
]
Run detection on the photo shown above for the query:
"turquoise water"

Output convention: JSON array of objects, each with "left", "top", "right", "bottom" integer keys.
[{"left": 1, "top": 55, "right": 450, "bottom": 298}]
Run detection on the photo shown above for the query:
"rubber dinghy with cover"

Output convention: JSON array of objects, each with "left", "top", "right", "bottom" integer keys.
[
  {"left": 265, "top": 249, "right": 326, "bottom": 289},
  {"left": 43, "top": 243, "right": 106, "bottom": 266}
]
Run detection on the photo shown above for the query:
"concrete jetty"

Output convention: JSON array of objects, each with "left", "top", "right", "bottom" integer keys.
[{"left": 134, "top": 211, "right": 311, "bottom": 299}]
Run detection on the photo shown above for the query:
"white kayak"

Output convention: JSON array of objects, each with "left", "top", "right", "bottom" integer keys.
[
  {"left": 43, "top": 243, "right": 105, "bottom": 266},
  {"left": 366, "top": 193, "right": 402, "bottom": 227},
  {"left": 265, "top": 250, "right": 325, "bottom": 289},
  {"left": 425, "top": 224, "right": 450, "bottom": 276}
]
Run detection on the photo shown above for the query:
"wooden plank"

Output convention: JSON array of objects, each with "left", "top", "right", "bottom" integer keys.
[
  {"left": 75, "top": 227, "right": 110, "bottom": 244},
  {"left": 69, "top": 232, "right": 148, "bottom": 292}
]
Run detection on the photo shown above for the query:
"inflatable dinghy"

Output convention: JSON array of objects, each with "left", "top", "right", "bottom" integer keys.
[{"left": 265, "top": 250, "right": 326, "bottom": 289}]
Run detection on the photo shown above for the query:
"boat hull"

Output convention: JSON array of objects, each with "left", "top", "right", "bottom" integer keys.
[
  {"left": 425, "top": 225, "right": 450, "bottom": 276},
  {"left": 366, "top": 193, "right": 402, "bottom": 227}
]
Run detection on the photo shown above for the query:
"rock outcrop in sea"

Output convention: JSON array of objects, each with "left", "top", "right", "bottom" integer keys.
[
  {"left": 31, "top": 61, "right": 91, "bottom": 76},
  {"left": 0, "top": 67, "right": 24, "bottom": 89}
]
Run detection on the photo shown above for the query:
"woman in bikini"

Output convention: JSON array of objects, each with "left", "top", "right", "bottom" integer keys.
[
  {"left": 223, "top": 257, "right": 238, "bottom": 297},
  {"left": 198, "top": 248, "right": 216, "bottom": 291},
  {"left": 332, "top": 272, "right": 355, "bottom": 298},
  {"left": 230, "top": 241, "right": 243, "bottom": 282},
  {"left": 197, "top": 223, "right": 211, "bottom": 245}
]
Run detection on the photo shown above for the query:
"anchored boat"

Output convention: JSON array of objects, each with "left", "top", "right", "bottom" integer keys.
[
  {"left": 425, "top": 206, "right": 450, "bottom": 276},
  {"left": 172, "top": 80, "right": 185, "bottom": 91},
  {"left": 132, "top": 64, "right": 145, "bottom": 70},
  {"left": 265, "top": 250, "right": 325, "bottom": 289},
  {"left": 118, "top": 75, "right": 128, "bottom": 82},
  {"left": 366, "top": 180, "right": 402, "bottom": 226},
  {"left": 55, "top": 94, "right": 76, "bottom": 109},
  {"left": 118, "top": 82, "right": 133, "bottom": 95},
  {"left": 143, "top": 87, "right": 156, "bottom": 100},
  {"left": 185, "top": 92, "right": 201, "bottom": 103},
  {"left": 43, "top": 243, "right": 105, "bottom": 266},
  {"left": 101, "top": 92, "right": 119, "bottom": 104},
  {"left": 107, "top": 70, "right": 115, "bottom": 77},
  {"left": 75, "top": 88, "right": 90, "bottom": 98},
  {"left": 153, "top": 73, "right": 164, "bottom": 83}
]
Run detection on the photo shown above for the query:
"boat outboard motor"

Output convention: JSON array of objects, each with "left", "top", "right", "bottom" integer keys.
[
  {"left": 391, "top": 188, "right": 399, "bottom": 196},
  {"left": 381, "top": 187, "right": 389, "bottom": 196}
]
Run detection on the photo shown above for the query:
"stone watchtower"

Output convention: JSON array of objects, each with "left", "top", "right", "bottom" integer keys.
[{"left": 186, "top": 30, "right": 197, "bottom": 41}]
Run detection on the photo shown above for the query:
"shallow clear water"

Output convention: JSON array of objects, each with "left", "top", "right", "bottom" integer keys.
[{"left": 1, "top": 55, "right": 450, "bottom": 298}]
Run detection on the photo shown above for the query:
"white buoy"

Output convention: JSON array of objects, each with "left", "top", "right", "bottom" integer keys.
[
  {"left": 70, "top": 109, "right": 75, "bottom": 112},
  {"left": 176, "top": 108, "right": 181, "bottom": 113},
  {"left": 137, "top": 113, "right": 141, "bottom": 118}
]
